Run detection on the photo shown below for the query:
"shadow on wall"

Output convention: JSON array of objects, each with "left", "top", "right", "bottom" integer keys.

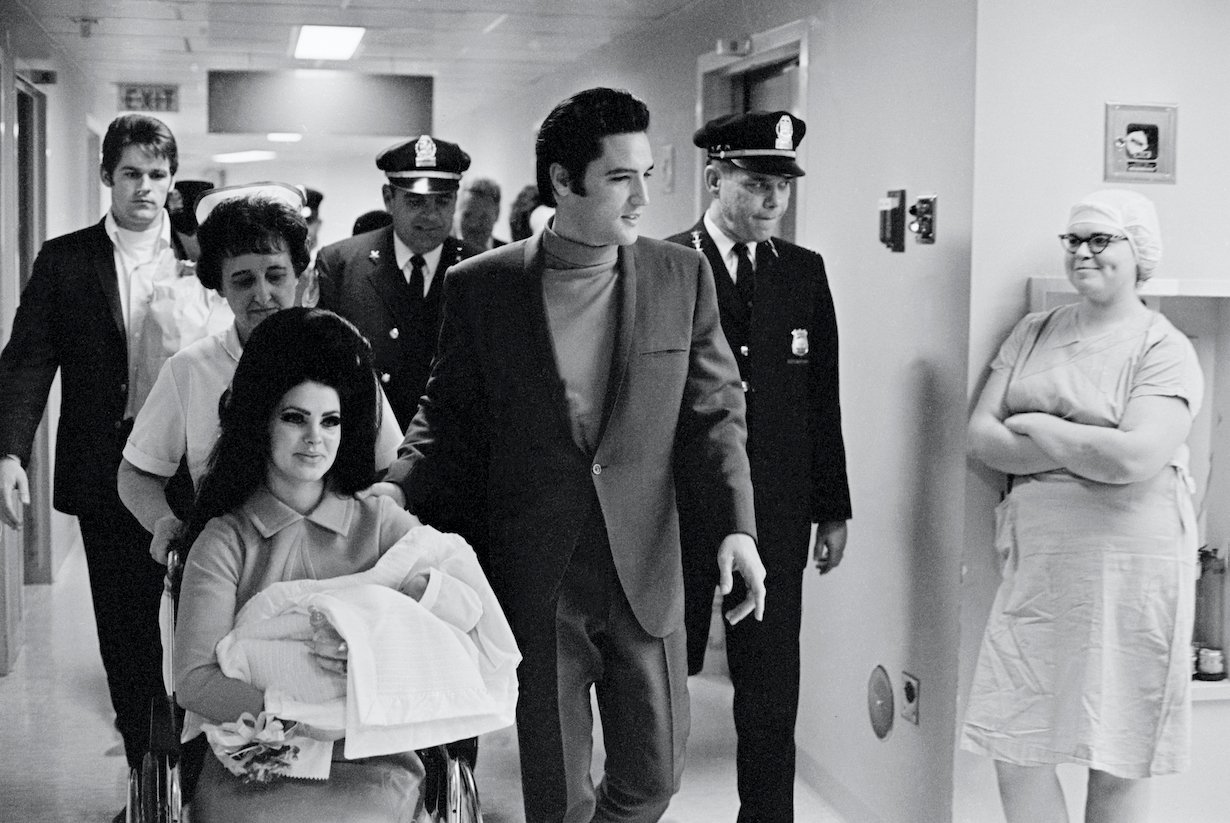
[{"left": 901, "top": 358, "right": 967, "bottom": 818}]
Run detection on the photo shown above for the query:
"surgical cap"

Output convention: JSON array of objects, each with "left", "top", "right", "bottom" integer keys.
[{"left": 1067, "top": 189, "right": 1162, "bottom": 280}]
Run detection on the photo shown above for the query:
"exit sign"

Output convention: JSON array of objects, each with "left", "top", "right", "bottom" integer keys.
[{"left": 118, "top": 84, "right": 179, "bottom": 113}]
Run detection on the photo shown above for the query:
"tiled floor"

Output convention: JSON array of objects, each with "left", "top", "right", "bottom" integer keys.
[{"left": 0, "top": 544, "right": 844, "bottom": 822}]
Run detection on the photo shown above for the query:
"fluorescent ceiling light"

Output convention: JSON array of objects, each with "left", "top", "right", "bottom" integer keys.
[
  {"left": 212, "top": 150, "right": 277, "bottom": 164},
  {"left": 294, "top": 25, "right": 365, "bottom": 61},
  {"left": 266, "top": 132, "right": 303, "bottom": 143}
]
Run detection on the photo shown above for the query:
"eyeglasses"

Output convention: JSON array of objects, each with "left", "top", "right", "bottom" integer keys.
[{"left": 1058, "top": 233, "right": 1128, "bottom": 254}]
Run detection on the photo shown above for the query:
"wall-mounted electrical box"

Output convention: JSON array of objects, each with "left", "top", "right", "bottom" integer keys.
[
  {"left": 879, "top": 189, "right": 906, "bottom": 252},
  {"left": 909, "top": 195, "right": 937, "bottom": 244}
]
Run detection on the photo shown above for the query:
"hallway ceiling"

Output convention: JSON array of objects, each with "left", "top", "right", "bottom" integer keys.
[{"left": 19, "top": 0, "right": 698, "bottom": 169}]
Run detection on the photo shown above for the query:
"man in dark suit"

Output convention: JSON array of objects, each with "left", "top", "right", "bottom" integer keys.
[
  {"left": 316, "top": 137, "right": 482, "bottom": 428},
  {"left": 666, "top": 111, "right": 852, "bottom": 823},
  {"left": 370, "top": 88, "right": 767, "bottom": 823},
  {"left": 0, "top": 114, "right": 179, "bottom": 812}
]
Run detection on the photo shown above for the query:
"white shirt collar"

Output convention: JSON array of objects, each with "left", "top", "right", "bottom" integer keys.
[
  {"left": 105, "top": 208, "right": 173, "bottom": 253},
  {"left": 703, "top": 212, "right": 756, "bottom": 276},
  {"left": 222, "top": 322, "right": 244, "bottom": 363},
  {"left": 393, "top": 234, "right": 444, "bottom": 282}
]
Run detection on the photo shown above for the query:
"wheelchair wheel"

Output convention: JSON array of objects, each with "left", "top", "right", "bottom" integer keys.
[
  {"left": 131, "top": 692, "right": 184, "bottom": 822},
  {"left": 126, "top": 767, "right": 140, "bottom": 822},
  {"left": 138, "top": 750, "right": 182, "bottom": 823},
  {"left": 419, "top": 746, "right": 483, "bottom": 823},
  {"left": 450, "top": 755, "right": 482, "bottom": 823}
]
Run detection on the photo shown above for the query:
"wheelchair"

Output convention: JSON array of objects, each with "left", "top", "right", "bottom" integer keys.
[{"left": 126, "top": 549, "right": 483, "bottom": 823}]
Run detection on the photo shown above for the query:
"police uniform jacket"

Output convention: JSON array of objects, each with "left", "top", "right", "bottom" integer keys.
[
  {"left": 385, "top": 233, "right": 756, "bottom": 639},
  {"left": 316, "top": 226, "right": 482, "bottom": 428},
  {"left": 0, "top": 220, "right": 135, "bottom": 515},
  {"left": 667, "top": 220, "right": 851, "bottom": 571}
]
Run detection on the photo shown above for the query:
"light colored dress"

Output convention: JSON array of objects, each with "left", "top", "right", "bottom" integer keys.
[
  {"left": 178, "top": 490, "right": 424, "bottom": 821},
  {"left": 961, "top": 303, "right": 1203, "bottom": 778}
]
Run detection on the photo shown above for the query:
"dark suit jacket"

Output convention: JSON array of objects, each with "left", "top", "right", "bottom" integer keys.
[
  {"left": 385, "top": 233, "right": 756, "bottom": 638},
  {"left": 666, "top": 221, "right": 851, "bottom": 571},
  {"left": 0, "top": 220, "right": 132, "bottom": 515},
  {"left": 315, "top": 227, "right": 482, "bottom": 428}
]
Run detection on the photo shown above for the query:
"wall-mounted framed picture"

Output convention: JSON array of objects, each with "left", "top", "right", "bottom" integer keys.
[{"left": 1104, "top": 102, "right": 1177, "bottom": 183}]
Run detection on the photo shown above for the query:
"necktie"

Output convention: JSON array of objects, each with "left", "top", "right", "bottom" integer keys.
[
  {"left": 408, "top": 255, "right": 426, "bottom": 301},
  {"left": 733, "top": 242, "right": 755, "bottom": 309}
]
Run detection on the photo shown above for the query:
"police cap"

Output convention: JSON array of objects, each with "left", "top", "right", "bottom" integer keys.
[
  {"left": 694, "top": 111, "right": 806, "bottom": 178},
  {"left": 376, "top": 136, "right": 471, "bottom": 194}
]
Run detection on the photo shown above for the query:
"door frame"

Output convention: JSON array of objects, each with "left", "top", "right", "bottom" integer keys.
[
  {"left": 13, "top": 73, "right": 51, "bottom": 584},
  {"left": 694, "top": 19, "right": 812, "bottom": 234}
]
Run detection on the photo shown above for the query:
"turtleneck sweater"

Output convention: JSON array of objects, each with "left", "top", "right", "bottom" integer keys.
[{"left": 541, "top": 227, "right": 620, "bottom": 454}]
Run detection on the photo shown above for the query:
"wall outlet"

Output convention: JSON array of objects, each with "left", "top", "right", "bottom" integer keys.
[{"left": 901, "top": 672, "right": 920, "bottom": 725}]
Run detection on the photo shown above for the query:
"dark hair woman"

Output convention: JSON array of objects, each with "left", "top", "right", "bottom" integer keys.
[{"left": 174, "top": 307, "right": 427, "bottom": 820}]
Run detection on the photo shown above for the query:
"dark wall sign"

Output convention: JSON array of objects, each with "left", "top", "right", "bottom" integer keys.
[{"left": 208, "top": 71, "right": 433, "bottom": 136}]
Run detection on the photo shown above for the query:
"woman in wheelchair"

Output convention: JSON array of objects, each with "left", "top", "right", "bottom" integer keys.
[{"left": 173, "top": 307, "right": 516, "bottom": 821}]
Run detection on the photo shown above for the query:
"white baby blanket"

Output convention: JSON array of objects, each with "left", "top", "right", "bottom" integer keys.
[{"left": 214, "top": 525, "right": 521, "bottom": 766}]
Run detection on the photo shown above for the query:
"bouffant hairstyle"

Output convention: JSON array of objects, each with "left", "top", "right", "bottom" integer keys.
[
  {"left": 195, "top": 196, "right": 310, "bottom": 292},
  {"left": 181, "top": 308, "right": 381, "bottom": 546}
]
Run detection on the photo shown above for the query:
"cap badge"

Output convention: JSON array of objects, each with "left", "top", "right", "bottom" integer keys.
[
  {"left": 790, "top": 328, "right": 809, "bottom": 357},
  {"left": 775, "top": 115, "right": 794, "bottom": 151},
  {"left": 414, "top": 135, "right": 438, "bottom": 168},
  {"left": 690, "top": 230, "right": 703, "bottom": 251}
]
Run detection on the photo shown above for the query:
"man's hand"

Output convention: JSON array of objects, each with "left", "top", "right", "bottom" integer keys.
[
  {"left": 813, "top": 520, "right": 849, "bottom": 575},
  {"left": 149, "top": 513, "right": 183, "bottom": 565},
  {"left": 307, "top": 608, "right": 349, "bottom": 676},
  {"left": 717, "top": 532, "right": 766, "bottom": 625},
  {"left": 0, "top": 457, "right": 30, "bottom": 530},
  {"left": 358, "top": 481, "right": 406, "bottom": 509}
]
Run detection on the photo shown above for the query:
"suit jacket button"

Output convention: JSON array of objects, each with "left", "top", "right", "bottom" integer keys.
[
  {"left": 389, "top": 328, "right": 399, "bottom": 339},
  {"left": 739, "top": 345, "right": 749, "bottom": 356},
  {"left": 380, "top": 372, "right": 391, "bottom": 383},
  {"left": 592, "top": 463, "right": 602, "bottom": 476},
  {"left": 741, "top": 380, "right": 750, "bottom": 392},
  {"left": 114, "top": 420, "right": 123, "bottom": 430},
  {"left": 119, "top": 383, "right": 127, "bottom": 393}
]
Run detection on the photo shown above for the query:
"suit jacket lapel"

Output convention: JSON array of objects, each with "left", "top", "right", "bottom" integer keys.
[
  {"left": 364, "top": 228, "right": 413, "bottom": 321},
  {"left": 426, "top": 237, "right": 461, "bottom": 304},
  {"left": 521, "top": 234, "right": 578, "bottom": 445},
  {"left": 693, "top": 220, "right": 747, "bottom": 325},
  {"left": 90, "top": 220, "right": 125, "bottom": 340},
  {"left": 592, "top": 242, "right": 637, "bottom": 449}
]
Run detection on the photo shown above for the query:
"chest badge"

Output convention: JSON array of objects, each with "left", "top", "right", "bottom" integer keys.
[
  {"left": 368, "top": 250, "right": 381, "bottom": 262},
  {"left": 790, "top": 328, "right": 809, "bottom": 357}
]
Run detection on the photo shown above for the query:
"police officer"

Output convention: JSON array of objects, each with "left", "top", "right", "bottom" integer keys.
[
  {"left": 666, "top": 111, "right": 852, "bottom": 823},
  {"left": 316, "top": 136, "right": 483, "bottom": 428}
]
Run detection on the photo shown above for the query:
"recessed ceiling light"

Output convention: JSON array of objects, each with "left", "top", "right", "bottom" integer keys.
[
  {"left": 211, "top": 150, "right": 277, "bottom": 164},
  {"left": 266, "top": 133, "right": 303, "bottom": 143},
  {"left": 294, "top": 25, "right": 365, "bottom": 61}
]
